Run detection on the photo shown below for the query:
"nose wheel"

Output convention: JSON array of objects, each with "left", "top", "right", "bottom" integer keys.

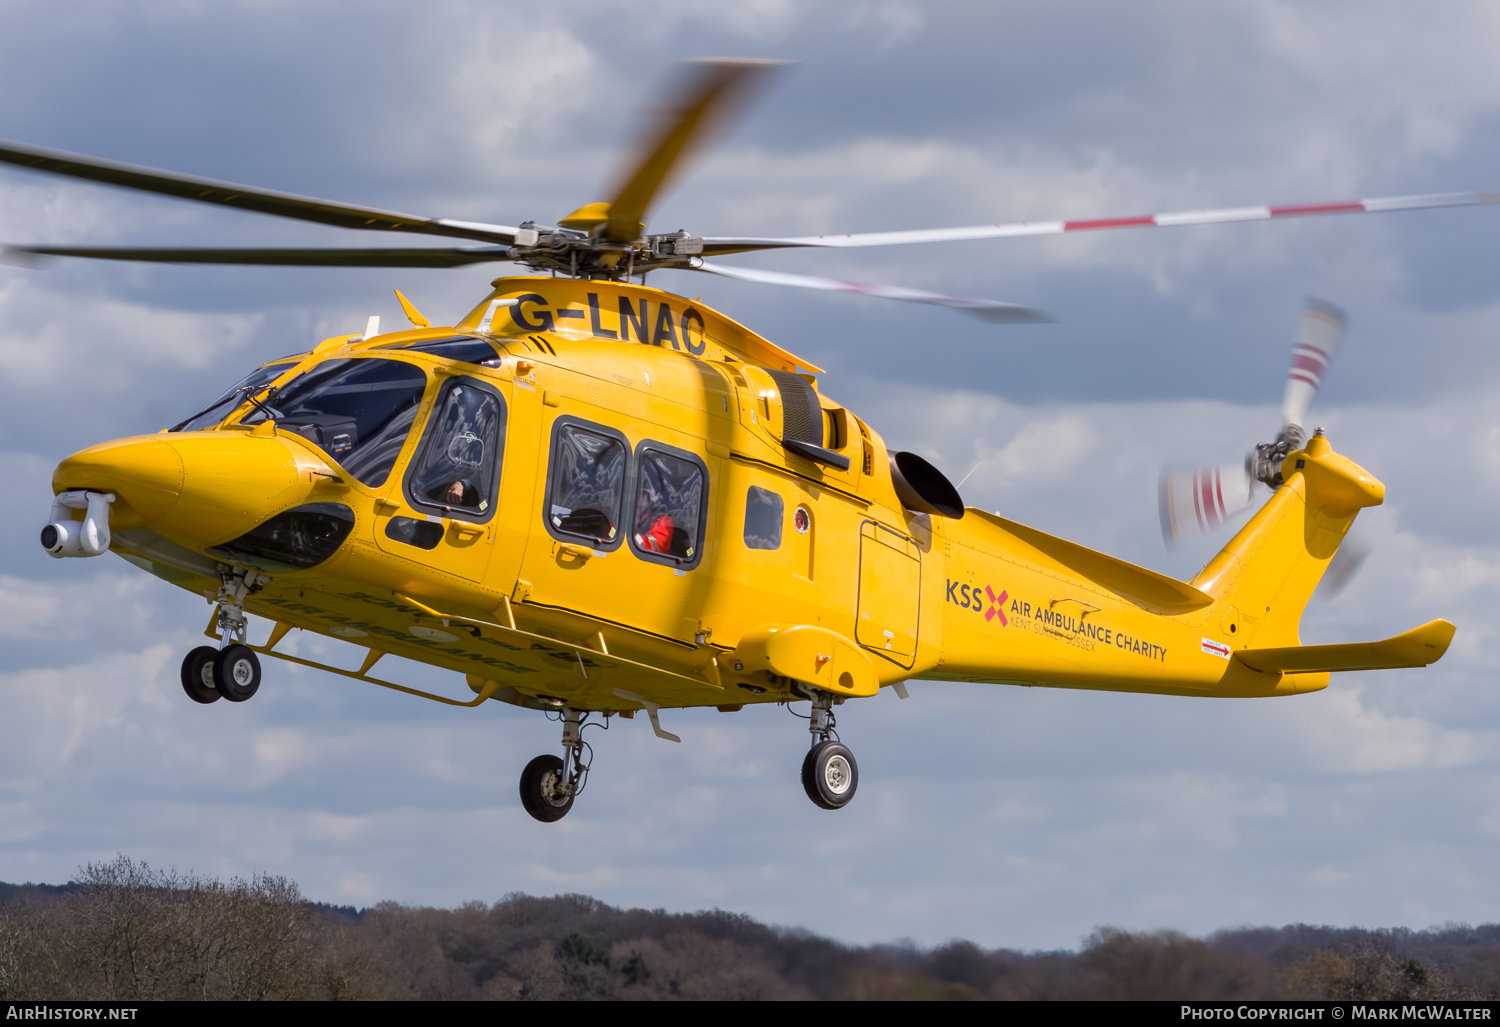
[
  {"left": 178, "top": 644, "right": 262, "bottom": 704},
  {"left": 214, "top": 645, "right": 262, "bottom": 701},
  {"left": 799, "top": 689, "right": 858, "bottom": 810},
  {"left": 178, "top": 568, "right": 267, "bottom": 706},
  {"left": 180, "top": 646, "right": 220, "bottom": 704}
]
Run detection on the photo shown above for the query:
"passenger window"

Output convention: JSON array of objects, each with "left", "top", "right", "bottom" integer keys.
[
  {"left": 407, "top": 379, "right": 505, "bottom": 517},
  {"left": 631, "top": 445, "right": 706, "bottom": 567},
  {"left": 743, "top": 486, "right": 783, "bottom": 550},
  {"left": 547, "top": 422, "right": 628, "bottom": 546}
]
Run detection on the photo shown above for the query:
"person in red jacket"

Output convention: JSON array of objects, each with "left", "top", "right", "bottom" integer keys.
[{"left": 635, "top": 512, "right": 676, "bottom": 553}]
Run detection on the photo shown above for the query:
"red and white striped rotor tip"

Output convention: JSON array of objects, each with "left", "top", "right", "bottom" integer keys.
[
  {"left": 704, "top": 191, "right": 1500, "bottom": 251},
  {"left": 1283, "top": 297, "right": 1347, "bottom": 435},
  {"left": 1158, "top": 462, "right": 1256, "bottom": 548}
]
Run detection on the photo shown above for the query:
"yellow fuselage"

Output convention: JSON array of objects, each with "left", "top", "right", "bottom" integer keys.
[{"left": 51, "top": 277, "right": 1391, "bottom": 714}]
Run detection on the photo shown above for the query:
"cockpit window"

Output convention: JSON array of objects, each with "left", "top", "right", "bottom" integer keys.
[
  {"left": 546, "top": 420, "right": 627, "bottom": 547},
  {"left": 169, "top": 361, "right": 297, "bottom": 432},
  {"left": 383, "top": 336, "right": 502, "bottom": 367},
  {"left": 242, "top": 357, "right": 427, "bottom": 487},
  {"left": 406, "top": 379, "right": 505, "bottom": 518}
]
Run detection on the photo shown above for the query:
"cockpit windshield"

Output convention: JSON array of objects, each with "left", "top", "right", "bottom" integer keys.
[
  {"left": 169, "top": 360, "right": 298, "bottom": 433},
  {"left": 241, "top": 357, "right": 428, "bottom": 487}
]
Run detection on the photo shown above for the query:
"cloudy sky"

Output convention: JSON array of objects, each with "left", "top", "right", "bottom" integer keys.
[{"left": 2, "top": 0, "right": 1499, "bottom": 951}]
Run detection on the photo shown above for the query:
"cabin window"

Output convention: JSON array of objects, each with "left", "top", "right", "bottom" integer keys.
[
  {"left": 241, "top": 357, "right": 427, "bottom": 487},
  {"left": 169, "top": 360, "right": 297, "bottom": 432},
  {"left": 545, "top": 420, "right": 628, "bottom": 548},
  {"left": 405, "top": 378, "right": 506, "bottom": 520},
  {"left": 743, "top": 486, "right": 783, "bottom": 550},
  {"left": 630, "top": 443, "right": 707, "bottom": 569}
]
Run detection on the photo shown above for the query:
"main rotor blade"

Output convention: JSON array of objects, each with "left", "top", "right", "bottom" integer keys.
[
  {"left": 3, "top": 245, "right": 513, "bottom": 268},
  {"left": 603, "top": 59, "right": 783, "bottom": 243},
  {"left": 700, "top": 190, "right": 1500, "bottom": 255},
  {"left": 691, "top": 261, "right": 1052, "bottom": 323},
  {"left": 0, "top": 139, "right": 522, "bottom": 245},
  {"left": 1282, "top": 297, "right": 1347, "bottom": 434}
]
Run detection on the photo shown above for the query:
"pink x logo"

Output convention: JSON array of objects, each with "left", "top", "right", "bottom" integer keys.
[{"left": 985, "top": 586, "right": 1009, "bottom": 626}]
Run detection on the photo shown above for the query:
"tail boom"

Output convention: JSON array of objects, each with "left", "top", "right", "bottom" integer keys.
[{"left": 920, "top": 433, "right": 1449, "bottom": 698}]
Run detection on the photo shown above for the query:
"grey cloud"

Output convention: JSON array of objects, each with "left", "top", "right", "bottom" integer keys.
[{"left": 2, "top": 0, "right": 1499, "bottom": 952}]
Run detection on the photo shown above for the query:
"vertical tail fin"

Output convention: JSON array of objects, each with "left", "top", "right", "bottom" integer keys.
[{"left": 1191, "top": 433, "right": 1382, "bottom": 648}]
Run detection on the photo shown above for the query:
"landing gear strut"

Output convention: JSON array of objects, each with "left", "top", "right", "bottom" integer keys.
[
  {"left": 520, "top": 708, "right": 592, "bottom": 823},
  {"left": 800, "top": 689, "right": 858, "bottom": 810},
  {"left": 179, "top": 568, "right": 266, "bottom": 705}
]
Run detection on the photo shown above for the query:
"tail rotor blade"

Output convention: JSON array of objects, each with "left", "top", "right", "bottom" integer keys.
[
  {"left": 1159, "top": 463, "right": 1256, "bottom": 547},
  {"left": 1282, "top": 298, "right": 1347, "bottom": 434},
  {"left": 1318, "top": 535, "right": 1373, "bottom": 597}
]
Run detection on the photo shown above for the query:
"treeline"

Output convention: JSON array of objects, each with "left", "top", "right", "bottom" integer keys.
[{"left": 2, "top": 855, "right": 1499, "bottom": 1000}]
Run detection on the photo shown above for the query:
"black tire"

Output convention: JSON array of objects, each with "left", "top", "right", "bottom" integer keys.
[
  {"left": 802, "top": 740, "right": 858, "bottom": 810},
  {"left": 519, "top": 754, "right": 573, "bottom": 823},
  {"left": 180, "top": 646, "right": 221, "bottom": 704},
  {"left": 213, "top": 644, "right": 261, "bottom": 702},
  {"left": 801, "top": 746, "right": 825, "bottom": 808}
]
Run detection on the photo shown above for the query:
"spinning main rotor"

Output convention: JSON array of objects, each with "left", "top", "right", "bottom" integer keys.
[{"left": 0, "top": 59, "right": 1494, "bottom": 323}]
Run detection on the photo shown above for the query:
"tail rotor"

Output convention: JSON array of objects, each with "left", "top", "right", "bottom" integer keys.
[{"left": 1159, "top": 299, "right": 1349, "bottom": 548}]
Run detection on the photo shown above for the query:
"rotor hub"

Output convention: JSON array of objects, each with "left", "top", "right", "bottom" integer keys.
[{"left": 506, "top": 224, "right": 704, "bottom": 280}]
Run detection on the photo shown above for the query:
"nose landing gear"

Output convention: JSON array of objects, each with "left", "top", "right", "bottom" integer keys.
[
  {"left": 520, "top": 708, "right": 593, "bottom": 823},
  {"left": 178, "top": 567, "right": 266, "bottom": 705},
  {"left": 800, "top": 689, "right": 858, "bottom": 810},
  {"left": 178, "top": 644, "right": 262, "bottom": 704}
]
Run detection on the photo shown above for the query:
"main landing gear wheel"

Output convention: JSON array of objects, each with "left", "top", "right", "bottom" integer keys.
[
  {"left": 802, "top": 740, "right": 858, "bottom": 810},
  {"left": 213, "top": 644, "right": 261, "bottom": 702},
  {"left": 797, "top": 688, "right": 858, "bottom": 810},
  {"left": 520, "top": 754, "right": 574, "bottom": 823},
  {"left": 180, "top": 646, "right": 220, "bottom": 704},
  {"left": 520, "top": 709, "right": 593, "bottom": 823}
]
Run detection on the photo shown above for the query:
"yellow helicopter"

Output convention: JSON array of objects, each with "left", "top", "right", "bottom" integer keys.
[{"left": 4, "top": 61, "right": 1463, "bottom": 822}]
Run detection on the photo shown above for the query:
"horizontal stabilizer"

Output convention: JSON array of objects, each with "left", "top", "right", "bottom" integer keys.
[{"left": 1235, "top": 619, "right": 1455, "bottom": 673}]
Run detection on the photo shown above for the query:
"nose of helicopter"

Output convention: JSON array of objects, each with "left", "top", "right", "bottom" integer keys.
[
  {"left": 54, "top": 437, "right": 185, "bottom": 522},
  {"left": 53, "top": 431, "right": 313, "bottom": 547}
]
